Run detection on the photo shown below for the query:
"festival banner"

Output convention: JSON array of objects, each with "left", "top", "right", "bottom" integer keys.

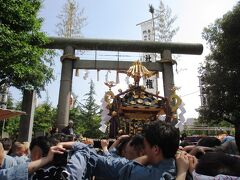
[{"left": 140, "top": 20, "right": 158, "bottom": 95}]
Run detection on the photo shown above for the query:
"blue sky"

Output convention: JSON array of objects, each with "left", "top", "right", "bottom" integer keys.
[{"left": 10, "top": 0, "right": 239, "bottom": 119}]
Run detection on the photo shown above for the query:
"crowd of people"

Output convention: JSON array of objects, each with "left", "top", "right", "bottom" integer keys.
[{"left": 0, "top": 120, "right": 239, "bottom": 180}]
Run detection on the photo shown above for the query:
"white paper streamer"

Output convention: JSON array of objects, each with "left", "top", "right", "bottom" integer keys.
[
  {"left": 99, "top": 97, "right": 112, "bottom": 132},
  {"left": 105, "top": 70, "right": 111, "bottom": 82},
  {"left": 175, "top": 101, "right": 187, "bottom": 132},
  {"left": 101, "top": 114, "right": 112, "bottom": 123},
  {"left": 125, "top": 76, "right": 130, "bottom": 85},
  {"left": 83, "top": 70, "right": 89, "bottom": 80},
  {"left": 99, "top": 124, "right": 107, "bottom": 133}
]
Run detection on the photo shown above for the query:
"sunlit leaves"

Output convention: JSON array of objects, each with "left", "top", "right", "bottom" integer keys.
[
  {"left": 199, "top": 2, "right": 240, "bottom": 125},
  {"left": 0, "top": 0, "right": 55, "bottom": 93}
]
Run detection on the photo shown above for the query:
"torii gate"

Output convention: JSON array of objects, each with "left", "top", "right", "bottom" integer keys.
[{"left": 46, "top": 37, "right": 203, "bottom": 130}]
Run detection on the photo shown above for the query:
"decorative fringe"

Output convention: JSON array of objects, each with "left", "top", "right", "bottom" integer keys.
[{"left": 83, "top": 70, "right": 89, "bottom": 80}]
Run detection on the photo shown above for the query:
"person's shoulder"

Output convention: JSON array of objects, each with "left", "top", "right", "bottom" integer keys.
[
  {"left": 4, "top": 155, "right": 17, "bottom": 163},
  {"left": 151, "top": 159, "right": 176, "bottom": 174},
  {"left": 2, "top": 155, "right": 17, "bottom": 168},
  {"left": 4, "top": 154, "right": 15, "bottom": 160},
  {"left": 119, "top": 162, "right": 174, "bottom": 180},
  {"left": 225, "top": 136, "right": 235, "bottom": 141},
  {"left": 12, "top": 155, "right": 28, "bottom": 164}
]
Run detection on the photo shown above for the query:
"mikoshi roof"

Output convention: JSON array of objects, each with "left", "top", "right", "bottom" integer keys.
[{"left": 0, "top": 108, "right": 26, "bottom": 120}]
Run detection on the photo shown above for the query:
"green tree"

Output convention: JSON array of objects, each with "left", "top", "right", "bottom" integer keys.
[
  {"left": 6, "top": 92, "right": 15, "bottom": 109},
  {"left": 69, "top": 107, "right": 84, "bottom": 134},
  {"left": 3, "top": 117, "right": 20, "bottom": 139},
  {"left": 33, "top": 102, "right": 57, "bottom": 134},
  {"left": 0, "top": 84, "right": 9, "bottom": 108},
  {"left": 3, "top": 100, "right": 22, "bottom": 138},
  {"left": 199, "top": 2, "right": 240, "bottom": 151},
  {"left": 77, "top": 80, "right": 104, "bottom": 138},
  {"left": 0, "top": 0, "right": 55, "bottom": 93}
]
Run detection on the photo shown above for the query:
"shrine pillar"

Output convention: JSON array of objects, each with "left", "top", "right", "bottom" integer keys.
[
  {"left": 161, "top": 50, "right": 174, "bottom": 98},
  {"left": 56, "top": 46, "right": 76, "bottom": 130}
]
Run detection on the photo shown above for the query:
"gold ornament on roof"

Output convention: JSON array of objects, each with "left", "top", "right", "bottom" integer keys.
[
  {"left": 104, "top": 81, "right": 116, "bottom": 105},
  {"left": 127, "top": 61, "right": 154, "bottom": 85},
  {"left": 104, "top": 91, "right": 114, "bottom": 105},
  {"left": 104, "top": 81, "right": 116, "bottom": 90},
  {"left": 169, "top": 86, "right": 182, "bottom": 112}
]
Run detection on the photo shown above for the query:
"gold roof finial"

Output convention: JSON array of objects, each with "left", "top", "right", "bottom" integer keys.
[{"left": 127, "top": 60, "right": 154, "bottom": 85}]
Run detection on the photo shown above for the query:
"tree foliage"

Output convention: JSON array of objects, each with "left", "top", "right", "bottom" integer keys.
[
  {"left": 74, "top": 80, "right": 104, "bottom": 138},
  {"left": 1, "top": 98, "right": 22, "bottom": 138},
  {"left": 154, "top": 0, "right": 179, "bottom": 42},
  {"left": 69, "top": 107, "right": 83, "bottom": 134},
  {"left": 0, "top": 0, "right": 55, "bottom": 93},
  {"left": 33, "top": 102, "right": 57, "bottom": 134},
  {"left": 3, "top": 100, "right": 57, "bottom": 137},
  {"left": 199, "top": 2, "right": 240, "bottom": 124},
  {"left": 56, "top": 0, "right": 86, "bottom": 37},
  {"left": 199, "top": 2, "right": 240, "bottom": 150}
]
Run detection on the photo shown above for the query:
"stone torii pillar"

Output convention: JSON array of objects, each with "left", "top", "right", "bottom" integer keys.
[
  {"left": 161, "top": 50, "right": 174, "bottom": 98},
  {"left": 18, "top": 89, "right": 36, "bottom": 142},
  {"left": 45, "top": 37, "right": 203, "bottom": 130},
  {"left": 56, "top": 46, "right": 77, "bottom": 130}
]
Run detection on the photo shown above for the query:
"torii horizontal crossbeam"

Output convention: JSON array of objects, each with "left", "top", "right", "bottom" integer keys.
[
  {"left": 73, "top": 60, "right": 163, "bottom": 71},
  {"left": 45, "top": 37, "right": 203, "bottom": 55}
]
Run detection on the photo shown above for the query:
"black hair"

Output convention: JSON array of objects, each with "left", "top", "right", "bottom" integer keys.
[
  {"left": 51, "top": 133, "right": 72, "bottom": 142},
  {"left": 116, "top": 136, "right": 131, "bottom": 156},
  {"left": 197, "top": 137, "right": 221, "bottom": 147},
  {"left": 30, "top": 136, "right": 53, "bottom": 157},
  {"left": 143, "top": 120, "right": 180, "bottom": 158},
  {"left": 179, "top": 140, "right": 194, "bottom": 147},
  {"left": 129, "top": 134, "right": 144, "bottom": 155},
  {"left": 196, "top": 152, "right": 240, "bottom": 176},
  {"left": 180, "top": 133, "right": 187, "bottom": 141},
  {"left": 1, "top": 138, "right": 12, "bottom": 151}
]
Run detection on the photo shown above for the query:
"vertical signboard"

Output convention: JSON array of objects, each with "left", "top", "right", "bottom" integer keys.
[{"left": 140, "top": 20, "right": 158, "bottom": 95}]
